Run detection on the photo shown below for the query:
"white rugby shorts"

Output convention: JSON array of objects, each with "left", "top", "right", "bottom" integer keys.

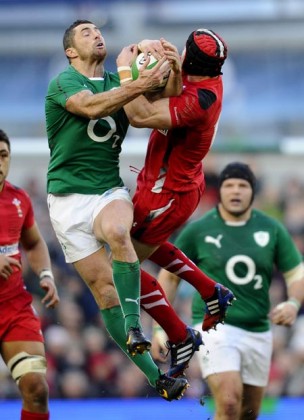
[
  {"left": 195, "top": 323, "right": 273, "bottom": 387},
  {"left": 47, "top": 187, "right": 132, "bottom": 263}
]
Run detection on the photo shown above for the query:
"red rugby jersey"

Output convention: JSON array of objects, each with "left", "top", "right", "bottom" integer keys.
[
  {"left": 0, "top": 180, "right": 34, "bottom": 300},
  {"left": 136, "top": 75, "right": 223, "bottom": 193}
]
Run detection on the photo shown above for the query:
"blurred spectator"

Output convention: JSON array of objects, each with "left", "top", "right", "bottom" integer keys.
[
  {"left": 59, "top": 370, "right": 92, "bottom": 399},
  {"left": 114, "top": 364, "right": 150, "bottom": 398}
]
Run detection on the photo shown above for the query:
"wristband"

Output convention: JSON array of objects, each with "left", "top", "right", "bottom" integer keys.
[
  {"left": 39, "top": 269, "right": 54, "bottom": 281},
  {"left": 118, "top": 67, "right": 132, "bottom": 83},
  {"left": 120, "top": 77, "right": 133, "bottom": 84},
  {"left": 287, "top": 297, "right": 301, "bottom": 311},
  {"left": 117, "top": 66, "right": 131, "bottom": 72}
]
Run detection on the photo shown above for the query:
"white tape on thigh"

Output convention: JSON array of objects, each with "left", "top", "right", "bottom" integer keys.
[{"left": 7, "top": 351, "right": 47, "bottom": 384}]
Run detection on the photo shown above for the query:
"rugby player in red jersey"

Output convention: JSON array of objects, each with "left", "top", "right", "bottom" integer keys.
[
  {"left": 118, "top": 29, "right": 235, "bottom": 376},
  {"left": 0, "top": 129, "right": 59, "bottom": 420}
]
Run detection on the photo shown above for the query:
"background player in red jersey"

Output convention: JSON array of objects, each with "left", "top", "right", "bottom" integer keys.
[
  {"left": 117, "top": 30, "right": 235, "bottom": 376},
  {"left": 0, "top": 129, "right": 59, "bottom": 420}
]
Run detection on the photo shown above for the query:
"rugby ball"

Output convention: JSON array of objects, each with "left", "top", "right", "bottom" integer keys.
[{"left": 131, "top": 52, "right": 170, "bottom": 89}]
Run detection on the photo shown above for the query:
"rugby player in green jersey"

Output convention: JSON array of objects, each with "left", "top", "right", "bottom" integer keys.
[
  {"left": 155, "top": 162, "right": 304, "bottom": 418},
  {"left": 45, "top": 20, "right": 188, "bottom": 400}
]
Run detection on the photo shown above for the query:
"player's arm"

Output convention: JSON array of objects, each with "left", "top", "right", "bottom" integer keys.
[
  {"left": 20, "top": 222, "right": 59, "bottom": 308},
  {"left": 119, "top": 41, "right": 182, "bottom": 128},
  {"left": 125, "top": 95, "right": 172, "bottom": 129},
  {"left": 66, "top": 45, "right": 166, "bottom": 120},
  {"left": 151, "top": 269, "right": 182, "bottom": 361},
  {"left": 137, "top": 38, "right": 182, "bottom": 98},
  {"left": 158, "top": 38, "right": 183, "bottom": 98},
  {"left": 270, "top": 263, "right": 304, "bottom": 326}
]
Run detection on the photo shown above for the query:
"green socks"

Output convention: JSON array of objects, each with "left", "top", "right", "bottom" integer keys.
[
  {"left": 101, "top": 306, "right": 161, "bottom": 387},
  {"left": 112, "top": 260, "right": 141, "bottom": 332}
]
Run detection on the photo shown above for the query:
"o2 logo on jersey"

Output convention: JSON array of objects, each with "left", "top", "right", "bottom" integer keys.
[
  {"left": 87, "top": 116, "right": 120, "bottom": 148},
  {"left": 226, "top": 255, "right": 262, "bottom": 289}
]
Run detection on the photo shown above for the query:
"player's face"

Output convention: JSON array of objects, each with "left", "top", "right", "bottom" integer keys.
[
  {"left": 69, "top": 23, "right": 106, "bottom": 62},
  {"left": 0, "top": 141, "right": 10, "bottom": 190},
  {"left": 219, "top": 178, "right": 253, "bottom": 219}
]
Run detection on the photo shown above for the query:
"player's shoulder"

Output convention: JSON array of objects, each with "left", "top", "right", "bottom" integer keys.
[
  {"left": 5, "top": 181, "right": 31, "bottom": 202},
  {"left": 185, "top": 208, "right": 218, "bottom": 231},
  {"left": 251, "top": 208, "right": 285, "bottom": 229},
  {"left": 48, "top": 65, "right": 82, "bottom": 88},
  {"left": 181, "top": 77, "right": 220, "bottom": 110},
  {"left": 200, "top": 207, "right": 218, "bottom": 221},
  {"left": 252, "top": 208, "right": 278, "bottom": 222}
]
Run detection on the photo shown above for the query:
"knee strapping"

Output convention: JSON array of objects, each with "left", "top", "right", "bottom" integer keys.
[{"left": 7, "top": 351, "right": 47, "bottom": 384}]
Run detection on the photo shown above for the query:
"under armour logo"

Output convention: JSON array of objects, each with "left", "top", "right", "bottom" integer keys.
[{"left": 205, "top": 234, "right": 223, "bottom": 249}]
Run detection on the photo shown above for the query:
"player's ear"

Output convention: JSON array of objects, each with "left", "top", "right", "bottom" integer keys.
[{"left": 65, "top": 47, "right": 78, "bottom": 60}]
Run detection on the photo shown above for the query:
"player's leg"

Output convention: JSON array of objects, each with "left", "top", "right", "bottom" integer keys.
[
  {"left": 150, "top": 243, "right": 235, "bottom": 331},
  {"left": 242, "top": 384, "right": 265, "bottom": 419},
  {"left": 48, "top": 191, "right": 189, "bottom": 401},
  {"left": 0, "top": 291, "right": 49, "bottom": 420},
  {"left": 101, "top": 305, "right": 189, "bottom": 401},
  {"left": 74, "top": 248, "right": 149, "bottom": 361},
  {"left": 240, "top": 329, "right": 272, "bottom": 419},
  {"left": 131, "top": 237, "right": 204, "bottom": 376},
  {"left": 132, "top": 188, "right": 234, "bottom": 331},
  {"left": 2, "top": 341, "right": 49, "bottom": 420},
  {"left": 93, "top": 194, "right": 150, "bottom": 355},
  {"left": 207, "top": 371, "right": 243, "bottom": 420},
  {"left": 140, "top": 269, "right": 188, "bottom": 343},
  {"left": 140, "top": 269, "right": 203, "bottom": 376},
  {"left": 74, "top": 249, "right": 189, "bottom": 401},
  {"left": 195, "top": 323, "right": 244, "bottom": 419},
  {"left": 134, "top": 238, "right": 234, "bottom": 334},
  {"left": 131, "top": 190, "right": 205, "bottom": 374}
]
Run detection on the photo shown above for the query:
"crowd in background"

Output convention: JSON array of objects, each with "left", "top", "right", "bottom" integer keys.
[{"left": 1, "top": 164, "right": 304, "bottom": 401}]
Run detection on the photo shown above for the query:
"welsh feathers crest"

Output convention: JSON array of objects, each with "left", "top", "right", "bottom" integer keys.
[{"left": 253, "top": 231, "right": 269, "bottom": 247}]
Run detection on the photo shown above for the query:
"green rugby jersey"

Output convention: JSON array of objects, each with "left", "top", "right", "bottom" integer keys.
[
  {"left": 175, "top": 207, "right": 303, "bottom": 332},
  {"left": 45, "top": 65, "right": 129, "bottom": 194}
]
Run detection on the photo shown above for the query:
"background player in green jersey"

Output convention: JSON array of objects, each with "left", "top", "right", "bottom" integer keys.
[
  {"left": 154, "top": 162, "right": 304, "bottom": 418},
  {"left": 45, "top": 19, "right": 188, "bottom": 400}
]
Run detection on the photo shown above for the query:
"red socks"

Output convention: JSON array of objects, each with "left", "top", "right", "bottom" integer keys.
[
  {"left": 21, "top": 410, "right": 49, "bottom": 420},
  {"left": 139, "top": 241, "right": 218, "bottom": 342},
  {"left": 149, "top": 241, "right": 216, "bottom": 299},
  {"left": 140, "top": 269, "right": 187, "bottom": 343}
]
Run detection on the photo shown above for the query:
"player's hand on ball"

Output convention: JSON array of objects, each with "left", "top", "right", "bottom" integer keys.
[
  {"left": 138, "top": 39, "right": 164, "bottom": 60},
  {"left": 116, "top": 44, "right": 138, "bottom": 68},
  {"left": 132, "top": 53, "right": 170, "bottom": 91},
  {"left": 161, "top": 38, "right": 182, "bottom": 75}
]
